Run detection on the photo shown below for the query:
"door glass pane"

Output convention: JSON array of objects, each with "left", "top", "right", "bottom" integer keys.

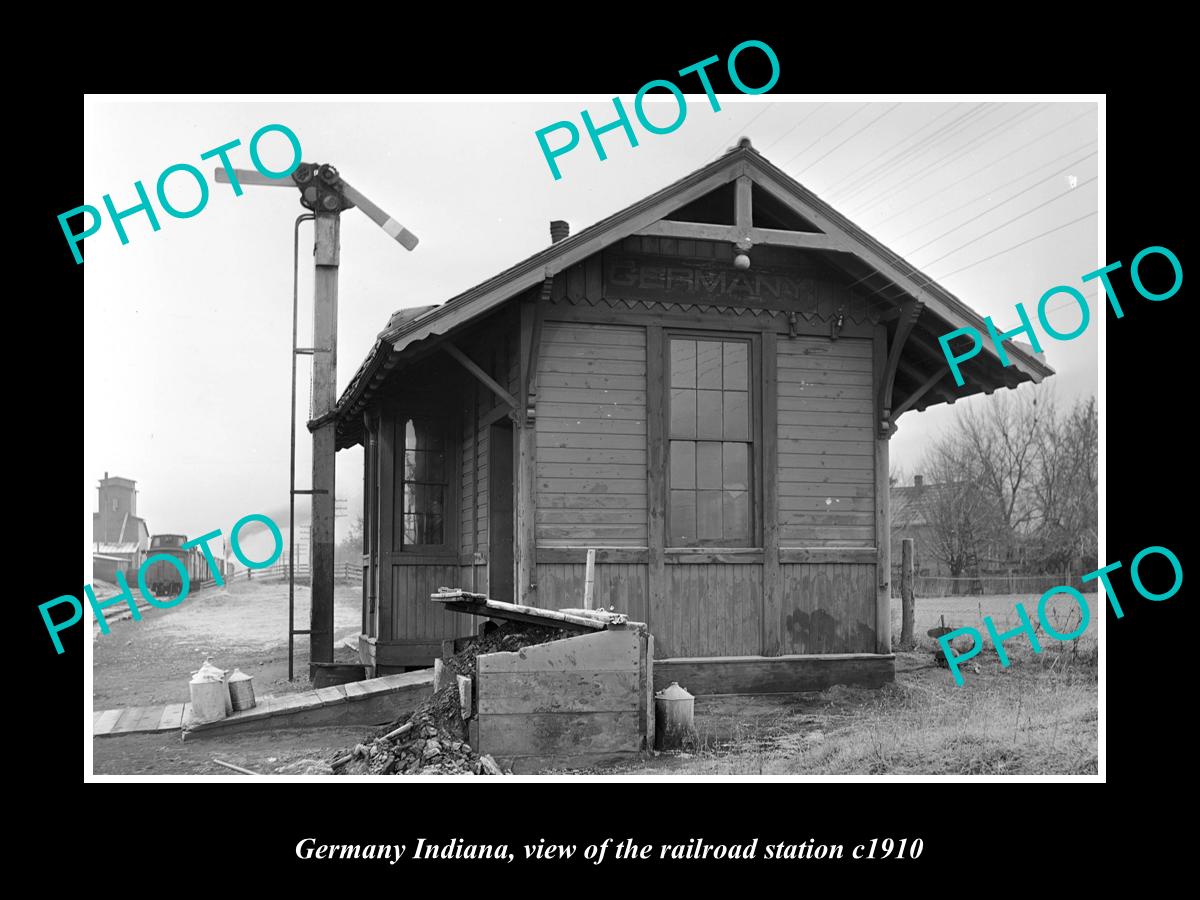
[
  {"left": 723, "top": 342, "right": 748, "bottom": 390},
  {"left": 669, "top": 490, "right": 697, "bottom": 544},
  {"left": 696, "top": 341, "right": 723, "bottom": 389},
  {"left": 696, "top": 442, "right": 723, "bottom": 489},
  {"left": 697, "top": 490, "right": 723, "bottom": 539},
  {"left": 697, "top": 390, "right": 722, "bottom": 439},
  {"left": 670, "top": 339, "right": 696, "bottom": 388},
  {"left": 723, "top": 443, "right": 748, "bottom": 491},
  {"left": 670, "top": 440, "right": 696, "bottom": 489},
  {"left": 670, "top": 388, "right": 696, "bottom": 438},
  {"left": 723, "top": 490, "right": 750, "bottom": 540}
]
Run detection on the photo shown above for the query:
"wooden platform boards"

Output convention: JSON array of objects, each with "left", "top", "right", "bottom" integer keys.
[
  {"left": 653, "top": 653, "right": 895, "bottom": 695},
  {"left": 93, "top": 669, "right": 434, "bottom": 740}
]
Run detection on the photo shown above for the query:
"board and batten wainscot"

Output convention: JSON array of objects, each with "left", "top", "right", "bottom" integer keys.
[{"left": 323, "top": 139, "right": 1053, "bottom": 694}]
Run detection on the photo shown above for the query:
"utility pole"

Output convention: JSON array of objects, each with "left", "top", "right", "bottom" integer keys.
[{"left": 214, "top": 162, "right": 418, "bottom": 679}]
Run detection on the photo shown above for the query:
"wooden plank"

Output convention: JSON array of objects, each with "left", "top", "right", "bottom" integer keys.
[
  {"left": 537, "top": 493, "right": 648, "bottom": 510},
  {"left": 445, "top": 342, "right": 518, "bottom": 409},
  {"left": 536, "top": 525, "right": 645, "bottom": 541},
  {"left": 777, "top": 468, "right": 874, "bottom": 484},
  {"left": 433, "top": 596, "right": 606, "bottom": 633},
  {"left": 735, "top": 175, "right": 753, "bottom": 240},
  {"left": 478, "top": 711, "right": 642, "bottom": 756},
  {"left": 762, "top": 329, "right": 780, "bottom": 657},
  {"left": 476, "top": 670, "right": 638, "bottom": 714},
  {"left": 780, "top": 511, "right": 875, "bottom": 526},
  {"left": 779, "top": 547, "right": 878, "bottom": 564},
  {"left": 538, "top": 357, "right": 645, "bottom": 376},
  {"left": 778, "top": 453, "right": 874, "bottom": 471},
  {"left": 777, "top": 439, "right": 874, "bottom": 455},
  {"left": 780, "top": 526, "right": 875, "bottom": 541},
  {"left": 156, "top": 702, "right": 186, "bottom": 731},
  {"left": 536, "top": 463, "right": 646, "bottom": 479},
  {"left": 540, "top": 323, "right": 648, "bottom": 346},
  {"left": 539, "top": 343, "right": 647, "bottom": 362},
  {"left": 646, "top": 325, "right": 666, "bottom": 649},
  {"left": 536, "top": 548, "right": 648, "bottom": 564},
  {"left": 536, "top": 477, "right": 646, "bottom": 494},
  {"left": 537, "top": 434, "right": 646, "bottom": 451},
  {"left": 653, "top": 653, "right": 895, "bottom": 694},
  {"left": 638, "top": 220, "right": 738, "bottom": 242},
  {"left": 110, "top": 706, "right": 162, "bottom": 734},
  {"left": 93, "top": 708, "right": 123, "bottom": 736},
  {"left": 537, "top": 417, "right": 646, "bottom": 437},
  {"left": 775, "top": 482, "right": 875, "bottom": 497},
  {"left": 536, "top": 387, "right": 646, "bottom": 404},
  {"left": 517, "top": 300, "right": 539, "bottom": 609},
  {"left": 476, "top": 628, "right": 641, "bottom": 672},
  {"left": 583, "top": 549, "right": 596, "bottom": 609},
  {"left": 535, "top": 402, "right": 648, "bottom": 421},
  {"left": 779, "top": 496, "right": 874, "bottom": 512},
  {"left": 537, "top": 509, "right": 648, "bottom": 525},
  {"left": 664, "top": 551, "right": 764, "bottom": 565},
  {"left": 537, "top": 373, "right": 646, "bottom": 390}
]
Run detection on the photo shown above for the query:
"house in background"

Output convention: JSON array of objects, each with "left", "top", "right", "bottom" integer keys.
[
  {"left": 92, "top": 472, "right": 150, "bottom": 584},
  {"left": 323, "top": 139, "right": 1052, "bottom": 692}
]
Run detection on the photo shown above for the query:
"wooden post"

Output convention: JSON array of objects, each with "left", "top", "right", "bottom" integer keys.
[
  {"left": 873, "top": 324, "right": 892, "bottom": 655},
  {"left": 583, "top": 548, "right": 596, "bottom": 610},
  {"left": 310, "top": 213, "right": 339, "bottom": 675},
  {"left": 761, "top": 330, "right": 780, "bottom": 656},
  {"left": 516, "top": 298, "right": 539, "bottom": 606},
  {"left": 900, "top": 538, "right": 915, "bottom": 649},
  {"left": 645, "top": 325, "right": 666, "bottom": 647}
]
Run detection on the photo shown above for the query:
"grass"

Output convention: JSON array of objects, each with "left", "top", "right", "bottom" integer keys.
[{"left": 574, "top": 593, "right": 1098, "bottom": 776}]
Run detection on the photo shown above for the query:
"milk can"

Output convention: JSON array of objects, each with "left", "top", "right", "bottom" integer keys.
[
  {"left": 654, "top": 681, "right": 695, "bottom": 750},
  {"left": 228, "top": 668, "right": 256, "bottom": 712},
  {"left": 189, "top": 659, "right": 229, "bottom": 725}
]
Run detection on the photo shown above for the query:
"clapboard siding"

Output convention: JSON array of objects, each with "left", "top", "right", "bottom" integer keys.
[
  {"left": 655, "top": 564, "right": 762, "bottom": 659},
  {"left": 778, "top": 563, "right": 877, "bottom": 653},
  {"left": 535, "top": 322, "right": 648, "bottom": 547},
  {"left": 535, "top": 562, "right": 649, "bottom": 625},
  {"left": 777, "top": 337, "right": 876, "bottom": 548},
  {"left": 390, "top": 564, "right": 466, "bottom": 642}
]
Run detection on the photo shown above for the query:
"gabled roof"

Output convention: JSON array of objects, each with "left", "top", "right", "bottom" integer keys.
[{"left": 326, "top": 139, "right": 1054, "bottom": 445}]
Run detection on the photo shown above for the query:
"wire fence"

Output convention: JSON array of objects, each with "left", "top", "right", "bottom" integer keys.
[{"left": 891, "top": 570, "right": 1096, "bottom": 598}]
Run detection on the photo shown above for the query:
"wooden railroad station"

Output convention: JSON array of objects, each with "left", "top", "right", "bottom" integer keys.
[{"left": 322, "top": 138, "right": 1052, "bottom": 694}]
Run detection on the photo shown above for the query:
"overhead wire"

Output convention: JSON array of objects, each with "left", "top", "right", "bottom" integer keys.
[
  {"left": 822, "top": 104, "right": 962, "bottom": 195},
  {"left": 890, "top": 141, "right": 1097, "bottom": 243},
  {"left": 797, "top": 103, "right": 902, "bottom": 176},
  {"left": 902, "top": 151, "right": 1098, "bottom": 256},
  {"left": 848, "top": 103, "right": 1047, "bottom": 216},
  {"left": 870, "top": 105, "right": 1098, "bottom": 228},
  {"left": 777, "top": 103, "right": 869, "bottom": 170},
  {"left": 833, "top": 104, "right": 993, "bottom": 203},
  {"left": 757, "top": 102, "right": 827, "bottom": 156},
  {"left": 708, "top": 102, "right": 777, "bottom": 160}
]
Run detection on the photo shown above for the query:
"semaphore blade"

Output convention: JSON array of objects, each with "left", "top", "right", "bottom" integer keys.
[{"left": 341, "top": 180, "right": 419, "bottom": 250}]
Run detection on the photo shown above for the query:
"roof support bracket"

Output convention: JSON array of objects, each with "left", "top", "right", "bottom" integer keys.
[
  {"left": 878, "top": 300, "right": 923, "bottom": 425},
  {"left": 443, "top": 342, "right": 518, "bottom": 410}
]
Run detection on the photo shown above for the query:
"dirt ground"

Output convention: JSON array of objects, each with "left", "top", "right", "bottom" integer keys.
[
  {"left": 92, "top": 587, "right": 1097, "bottom": 776},
  {"left": 92, "top": 576, "right": 362, "bottom": 710}
]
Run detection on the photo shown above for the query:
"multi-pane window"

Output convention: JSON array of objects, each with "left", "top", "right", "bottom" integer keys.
[
  {"left": 668, "top": 336, "right": 753, "bottom": 546},
  {"left": 400, "top": 418, "right": 448, "bottom": 547}
]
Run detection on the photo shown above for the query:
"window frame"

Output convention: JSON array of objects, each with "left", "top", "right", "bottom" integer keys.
[
  {"left": 663, "top": 329, "right": 761, "bottom": 549},
  {"left": 393, "top": 411, "right": 458, "bottom": 555}
]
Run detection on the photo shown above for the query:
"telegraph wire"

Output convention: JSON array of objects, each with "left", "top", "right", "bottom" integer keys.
[
  {"left": 903, "top": 150, "right": 1098, "bottom": 256},
  {"left": 848, "top": 104, "right": 1046, "bottom": 216},
  {"left": 916, "top": 174, "right": 1097, "bottom": 271},
  {"left": 797, "top": 103, "right": 902, "bottom": 176},
  {"left": 777, "top": 103, "right": 869, "bottom": 170},
  {"left": 870, "top": 105, "right": 1097, "bottom": 229},
  {"left": 891, "top": 141, "right": 1097, "bottom": 243},
  {"left": 756, "top": 102, "right": 827, "bottom": 156},
  {"left": 822, "top": 104, "right": 961, "bottom": 195},
  {"left": 832, "top": 104, "right": 993, "bottom": 203}
]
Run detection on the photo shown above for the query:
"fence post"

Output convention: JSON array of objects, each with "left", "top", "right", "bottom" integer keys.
[{"left": 900, "top": 538, "right": 915, "bottom": 650}]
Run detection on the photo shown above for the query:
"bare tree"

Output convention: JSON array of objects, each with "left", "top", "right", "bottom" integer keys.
[{"left": 1031, "top": 396, "right": 1097, "bottom": 573}]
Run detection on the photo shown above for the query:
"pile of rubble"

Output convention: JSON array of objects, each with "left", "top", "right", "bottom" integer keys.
[{"left": 334, "top": 622, "right": 570, "bottom": 776}]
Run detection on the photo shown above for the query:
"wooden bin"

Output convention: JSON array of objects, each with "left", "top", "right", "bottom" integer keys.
[{"left": 455, "top": 625, "right": 654, "bottom": 774}]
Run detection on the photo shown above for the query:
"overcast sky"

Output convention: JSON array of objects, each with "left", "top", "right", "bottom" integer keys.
[{"left": 83, "top": 96, "right": 1099, "bottom": 557}]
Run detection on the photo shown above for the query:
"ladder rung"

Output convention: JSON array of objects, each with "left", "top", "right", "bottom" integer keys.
[
  {"left": 292, "top": 489, "right": 329, "bottom": 494},
  {"left": 295, "top": 347, "right": 330, "bottom": 354},
  {"left": 291, "top": 629, "right": 311, "bottom": 636}
]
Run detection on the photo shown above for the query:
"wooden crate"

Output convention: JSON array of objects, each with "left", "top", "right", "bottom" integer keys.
[{"left": 462, "top": 624, "right": 653, "bottom": 773}]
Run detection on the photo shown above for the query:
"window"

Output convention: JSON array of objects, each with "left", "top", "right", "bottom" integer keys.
[
  {"left": 400, "top": 417, "right": 449, "bottom": 547},
  {"left": 667, "top": 336, "right": 753, "bottom": 546},
  {"left": 112, "top": 498, "right": 119, "bottom": 512}
]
